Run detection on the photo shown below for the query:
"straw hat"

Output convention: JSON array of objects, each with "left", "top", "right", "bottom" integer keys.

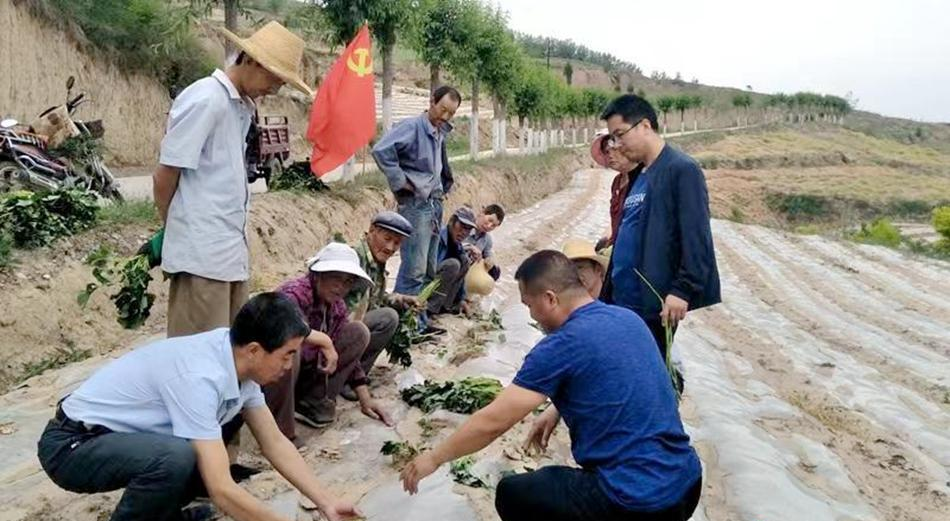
[
  {"left": 306, "top": 243, "right": 373, "bottom": 290},
  {"left": 218, "top": 21, "right": 314, "bottom": 97},
  {"left": 562, "top": 238, "right": 609, "bottom": 271}
]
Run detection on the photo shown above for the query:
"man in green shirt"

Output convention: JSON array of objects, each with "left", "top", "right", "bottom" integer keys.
[{"left": 342, "top": 211, "right": 420, "bottom": 399}]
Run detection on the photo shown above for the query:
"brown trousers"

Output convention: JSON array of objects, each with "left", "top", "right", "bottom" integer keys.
[
  {"left": 167, "top": 273, "right": 249, "bottom": 338},
  {"left": 263, "top": 322, "right": 370, "bottom": 439}
]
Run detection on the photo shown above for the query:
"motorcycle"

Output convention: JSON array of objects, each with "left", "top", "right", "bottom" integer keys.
[{"left": 0, "top": 76, "right": 122, "bottom": 200}]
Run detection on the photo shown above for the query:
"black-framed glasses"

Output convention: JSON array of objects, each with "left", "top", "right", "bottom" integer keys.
[{"left": 608, "top": 119, "right": 643, "bottom": 145}]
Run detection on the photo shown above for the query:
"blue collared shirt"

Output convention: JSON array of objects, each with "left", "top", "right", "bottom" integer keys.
[
  {"left": 62, "top": 329, "right": 266, "bottom": 441},
  {"left": 372, "top": 113, "right": 452, "bottom": 201},
  {"left": 159, "top": 69, "right": 255, "bottom": 282}
]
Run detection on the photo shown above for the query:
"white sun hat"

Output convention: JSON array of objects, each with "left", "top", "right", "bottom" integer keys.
[{"left": 306, "top": 243, "right": 373, "bottom": 289}]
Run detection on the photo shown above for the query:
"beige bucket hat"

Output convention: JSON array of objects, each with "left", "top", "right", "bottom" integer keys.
[
  {"left": 562, "top": 238, "right": 609, "bottom": 271},
  {"left": 218, "top": 21, "right": 314, "bottom": 97}
]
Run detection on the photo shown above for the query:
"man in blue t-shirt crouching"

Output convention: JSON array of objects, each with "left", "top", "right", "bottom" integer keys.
[{"left": 400, "top": 250, "right": 702, "bottom": 521}]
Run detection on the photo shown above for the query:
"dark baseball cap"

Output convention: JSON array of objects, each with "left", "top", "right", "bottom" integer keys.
[
  {"left": 453, "top": 206, "right": 477, "bottom": 228},
  {"left": 372, "top": 211, "right": 413, "bottom": 237}
]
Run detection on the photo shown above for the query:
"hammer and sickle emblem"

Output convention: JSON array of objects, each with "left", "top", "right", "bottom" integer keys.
[{"left": 346, "top": 48, "right": 373, "bottom": 77}]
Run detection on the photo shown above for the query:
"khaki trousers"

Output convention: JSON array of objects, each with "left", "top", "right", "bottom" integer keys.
[{"left": 167, "top": 273, "right": 249, "bottom": 338}]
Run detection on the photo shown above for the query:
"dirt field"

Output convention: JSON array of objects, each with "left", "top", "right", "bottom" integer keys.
[{"left": 1, "top": 161, "right": 948, "bottom": 521}]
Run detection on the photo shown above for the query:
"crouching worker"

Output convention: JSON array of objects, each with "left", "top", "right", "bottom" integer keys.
[
  {"left": 341, "top": 211, "right": 420, "bottom": 400},
  {"left": 426, "top": 206, "right": 478, "bottom": 317},
  {"left": 401, "top": 251, "right": 702, "bottom": 521},
  {"left": 37, "top": 293, "right": 360, "bottom": 521},
  {"left": 264, "top": 243, "right": 393, "bottom": 438},
  {"left": 463, "top": 204, "right": 506, "bottom": 281}
]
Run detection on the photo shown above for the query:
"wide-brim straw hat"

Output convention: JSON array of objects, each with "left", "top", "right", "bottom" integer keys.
[
  {"left": 218, "top": 21, "right": 314, "bottom": 97},
  {"left": 562, "top": 238, "right": 609, "bottom": 271}
]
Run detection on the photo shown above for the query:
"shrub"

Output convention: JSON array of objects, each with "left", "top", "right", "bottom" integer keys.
[
  {"left": 32, "top": 0, "right": 215, "bottom": 95},
  {"left": 934, "top": 206, "right": 950, "bottom": 240},
  {"left": 268, "top": 161, "right": 331, "bottom": 192},
  {"left": 0, "top": 189, "right": 99, "bottom": 248},
  {"left": 934, "top": 206, "right": 950, "bottom": 254},
  {"left": 853, "top": 218, "right": 902, "bottom": 248}
]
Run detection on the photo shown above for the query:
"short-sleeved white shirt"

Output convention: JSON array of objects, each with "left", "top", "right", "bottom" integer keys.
[
  {"left": 159, "top": 70, "right": 254, "bottom": 282},
  {"left": 63, "top": 329, "right": 266, "bottom": 440}
]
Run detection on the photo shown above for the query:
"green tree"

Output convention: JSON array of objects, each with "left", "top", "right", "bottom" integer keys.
[
  {"left": 656, "top": 96, "right": 675, "bottom": 134},
  {"left": 513, "top": 65, "right": 546, "bottom": 128},
  {"left": 689, "top": 95, "right": 703, "bottom": 131},
  {"left": 411, "top": 0, "right": 469, "bottom": 94},
  {"left": 442, "top": 1, "right": 493, "bottom": 158},
  {"left": 581, "top": 88, "right": 611, "bottom": 123},
  {"left": 731, "top": 93, "right": 752, "bottom": 126},
  {"left": 673, "top": 95, "right": 692, "bottom": 133},
  {"left": 476, "top": 11, "right": 524, "bottom": 154},
  {"left": 563, "top": 61, "right": 573, "bottom": 85},
  {"left": 320, "top": 0, "right": 414, "bottom": 131},
  {"left": 190, "top": 0, "right": 244, "bottom": 54}
]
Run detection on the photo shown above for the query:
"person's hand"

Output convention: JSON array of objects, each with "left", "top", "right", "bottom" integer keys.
[
  {"left": 400, "top": 452, "right": 440, "bottom": 495},
  {"left": 318, "top": 500, "right": 362, "bottom": 521},
  {"left": 661, "top": 294, "right": 689, "bottom": 327},
  {"left": 359, "top": 396, "right": 394, "bottom": 426},
  {"left": 393, "top": 293, "right": 422, "bottom": 310},
  {"left": 523, "top": 407, "right": 560, "bottom": 454},
  {"left": 460, "top": 300, "right": 475, "bottom": 317},
  {"left": 463, "top": 244, "right": 482, "bottom": 263},
  {"left": 317, "top": 344, "right": 339, "bottom": 375}
]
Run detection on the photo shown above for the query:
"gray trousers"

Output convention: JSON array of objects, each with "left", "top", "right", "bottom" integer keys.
[
  {"left": 360, "top": 307, "right": 400, "bottom": 375},
  {"left": 37, "top": 408, "right": 242, "bottom": 521},
  {"left": 427, "top": 258, "right": 468, "bottom": 315}
]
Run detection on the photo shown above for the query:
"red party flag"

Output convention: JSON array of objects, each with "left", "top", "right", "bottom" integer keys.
[{"left": 307, "top": 24, "right": 376, "bottom": 176}]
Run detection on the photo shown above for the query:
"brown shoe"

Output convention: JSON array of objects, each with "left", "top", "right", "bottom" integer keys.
[{"left": 295, "top": 398, "right": 336, "bottom": 428}]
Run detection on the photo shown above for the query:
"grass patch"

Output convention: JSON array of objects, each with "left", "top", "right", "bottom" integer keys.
[
  {"left": 97, "top": 200, "right": 159, "bottom": 227},
  {"left": 18, "top": 343, "right": 92, "bottom": 383},
  {"left": 793, "top": 224, "right": 823, "bottom": 235},
  {"left": 26, "top": 0, "right": 215, "bottom": 95},
  {"left": 445, "top": 131, "right": 470, "bottom": 157},
  {"left": 728, "top": 206, "right": 745, "bottom": 223},
  {"left": 765, "top": 193, "right": 830, "bottom": 222}
]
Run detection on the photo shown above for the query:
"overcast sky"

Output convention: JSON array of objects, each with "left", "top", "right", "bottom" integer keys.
[{"left": 493, "top": 0, "right": 950, "bottom": 123}]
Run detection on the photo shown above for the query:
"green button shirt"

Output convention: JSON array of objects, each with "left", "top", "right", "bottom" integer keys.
[{"left": 345, "top": 238, "right": 390, "bottom": 319}]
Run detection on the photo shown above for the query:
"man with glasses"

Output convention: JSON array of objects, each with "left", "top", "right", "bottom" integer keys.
[{"left": 599, "top": 95, "right": 721, "bottom": 391}]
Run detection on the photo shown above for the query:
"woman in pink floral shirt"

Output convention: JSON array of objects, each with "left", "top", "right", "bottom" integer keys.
[{"left": 263, "top": 243, "right": 393, "bottom": 441}]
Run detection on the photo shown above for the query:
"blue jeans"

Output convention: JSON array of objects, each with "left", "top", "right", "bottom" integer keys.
[{"left": 395, "top": 197, "right": 443, "bottom": 295}]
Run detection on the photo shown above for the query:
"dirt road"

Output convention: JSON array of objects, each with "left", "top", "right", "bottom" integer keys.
[{"left": 1, "top": 167, "right": 946, "bottom": 521}]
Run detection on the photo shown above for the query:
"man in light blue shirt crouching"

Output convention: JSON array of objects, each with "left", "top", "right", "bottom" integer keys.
[{"left": 37, "top": 293, "right": 360, "bottom": 521}]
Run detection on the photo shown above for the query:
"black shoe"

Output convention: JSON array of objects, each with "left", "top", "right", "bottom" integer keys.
[
  {"left": 340, "top": 384, "right": 359, "bottom": 402},
  {"left": 181, "top": 501, "right": 215, "bottom": 521},
  {"left": 421, "top": 325, "right": 447, "bottom": 336},
  {"left": 295, "top": 398, "right": 336, "bottom": 428},
  {"left": 229, "top": 463, "right": 262, "bottom": 483}
]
